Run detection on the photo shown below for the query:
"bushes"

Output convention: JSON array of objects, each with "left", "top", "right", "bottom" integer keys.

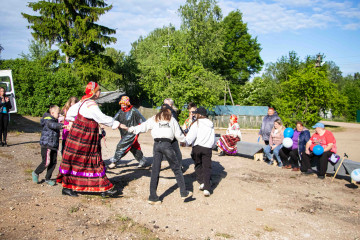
[{"left": 0, "top": 59, "right": 83, "bottom": 116}]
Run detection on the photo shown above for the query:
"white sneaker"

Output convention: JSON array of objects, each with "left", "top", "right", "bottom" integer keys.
[
  {"left": 203, "top": 190, "right": 211, "bottom": 197},
  {"left": 199, "top": 183, "right": 204, "bottom": 191},
  {"left": 108, "top": 162, "right": 117, "bottom": 169}
]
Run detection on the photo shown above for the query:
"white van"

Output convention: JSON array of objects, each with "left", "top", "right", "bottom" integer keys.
[{"left": 0, "top": 70, "right": 17, "bottom": 113}]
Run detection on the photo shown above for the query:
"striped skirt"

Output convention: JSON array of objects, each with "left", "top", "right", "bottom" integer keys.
[
  {"left": 56, "top": 114, "right": 113, "bottom": 192},
  {"left": 217, "top": 135, "right": 240, "bottom": 155}
]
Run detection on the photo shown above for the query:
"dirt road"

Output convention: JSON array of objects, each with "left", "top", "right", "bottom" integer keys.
[{"left": 0, "top": 115, "right": 359, "bottom": 240}]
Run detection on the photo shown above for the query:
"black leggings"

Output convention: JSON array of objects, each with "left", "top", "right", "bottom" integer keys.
[{"left": 0, "top": 113, "right": 9, "bottom": 142}]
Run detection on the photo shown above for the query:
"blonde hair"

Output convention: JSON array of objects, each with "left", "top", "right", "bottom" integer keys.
[
  {"left": 62, "top": 96, "right": 79, "bottom": 117},
  {"left": 49, "top": 105, "right": 60, "bottom": 113}
]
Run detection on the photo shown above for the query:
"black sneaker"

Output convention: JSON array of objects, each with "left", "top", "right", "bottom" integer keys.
[
  {"left": 302, "top": 169, "right": 316, "bottom": 175},
  {"left": 181, "top": 191, "right": 193, "bottom": 200},
  {"left": 219, "top": 151, "right": 225, "bottom": 156},
  {"left": 148, "top": 197, "right": 161, "bottom": 205},
  {"left": 318, "top": 175, "right": 325, "bottom": 180}
]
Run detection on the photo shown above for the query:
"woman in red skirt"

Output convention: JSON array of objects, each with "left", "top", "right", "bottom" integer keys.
[{"left": 57, "top": 82, "right": 120, "bottom": 197}]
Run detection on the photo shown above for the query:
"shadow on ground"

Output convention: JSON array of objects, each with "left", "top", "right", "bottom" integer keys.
[
  {"left": 106, "top": 156, "right": 227, "bottom": 201},
  {"left": 9, "top": 114, "right": 42, "bottom": 133}
]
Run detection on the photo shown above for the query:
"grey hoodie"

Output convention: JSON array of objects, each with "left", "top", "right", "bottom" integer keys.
[{"left": 259, "top": 112, "right": 281, "bottom": 141}]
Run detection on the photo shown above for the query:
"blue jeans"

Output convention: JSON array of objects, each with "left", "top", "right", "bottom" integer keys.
[{"left": 264, "top": 144, "right": 283, "bottom": 164}]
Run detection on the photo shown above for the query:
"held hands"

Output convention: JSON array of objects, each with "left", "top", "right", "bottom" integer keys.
[
  {"left": 119, "top": 124, "right": 128, "bottom": 131},
  {"left": 305, "top": 148, "right": 310, "bottom": 155}
]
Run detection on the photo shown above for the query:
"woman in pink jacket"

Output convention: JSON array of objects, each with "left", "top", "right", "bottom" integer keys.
[{"left": 263, "top": 119, "right": 285, "bottom": 167}]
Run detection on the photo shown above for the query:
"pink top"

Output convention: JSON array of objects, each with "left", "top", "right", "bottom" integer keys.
[{"left": 269, "top": 127, "right": 284, "bottom": 146}]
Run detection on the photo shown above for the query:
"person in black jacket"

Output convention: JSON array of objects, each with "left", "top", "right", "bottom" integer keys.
[
  {"left": 32, "top": 105, "right": 65, "bottom": 186},
  {"left": 0, "top": 87, "right": 12, "bottom": 147}
]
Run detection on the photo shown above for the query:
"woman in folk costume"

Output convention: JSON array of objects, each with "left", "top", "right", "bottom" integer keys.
[
  {"left": 108, "top": 96, "right": 147, "bottom": 169},
  {"left": 57, "top": 82, "right": 120, "bottom": 197},
  {"left": 217, "top": 114, "right": 242, "bottom": 156}
]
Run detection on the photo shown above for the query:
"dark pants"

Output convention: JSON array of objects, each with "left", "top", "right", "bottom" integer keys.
[
  {"left": 0, "top": 113, "right": 9, "bottom": 143},
  {"left": 61, "top": 139, "right": 66, "bottom": 156},
  {"left": 279, "top": 148, "right": 300, "bottom": 167},
  {"left": 164, "top": 139, "right": 182, "bottom": 166},
  {"left": 112, "top": 140, "right": 144, "bottom": 162},
  {"left": 35, "top": 148, "right": 58, "bottom": 180},
  {"left": 191, "top": 145, "right": 212, "bottom": 191},
  {"left": 149, "top": 141, "right": 187, "bottom": 201},
  {"left": 301, "top": 151, "right": 332, "bottom": 176}
]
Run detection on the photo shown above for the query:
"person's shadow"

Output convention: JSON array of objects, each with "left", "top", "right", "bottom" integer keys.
[
  {"left": 106, "top": 156, "right": 227, "bottom": 201},
  {"left": 157, "top": 157, "right": 227, "bottom": 202}
]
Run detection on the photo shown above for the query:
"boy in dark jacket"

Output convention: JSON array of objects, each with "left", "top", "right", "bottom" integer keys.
[{"left": 32, "top": 105, "right": 65, "bottom": 186}]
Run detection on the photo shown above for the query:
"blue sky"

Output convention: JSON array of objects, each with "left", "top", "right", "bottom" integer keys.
[{"left": 1, "top": 0, "right": 360, "bottom": 76}]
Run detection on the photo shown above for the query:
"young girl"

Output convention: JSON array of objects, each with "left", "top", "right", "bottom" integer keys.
[
  {"left": 185, "top": 107, "right": 215, "bottom": 197},
  {"left": 122, "top": 104, "right": 192, "bottom": 204},
  {"left": 263, "top": 119, "right": 285, "bottom": 167},
  {"left": 60, "top": 97, "right": 79, "bottom": 155},
  {"left": 216, "top": 114, "right": 242, "bottom": 156}
]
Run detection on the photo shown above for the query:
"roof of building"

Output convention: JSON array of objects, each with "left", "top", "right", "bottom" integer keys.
[
  {"left": 209, "top": 105, "right": 268, "bottom": 116},
  {"left": 96, "top": 91, "right": 124, "bottom": 104}
]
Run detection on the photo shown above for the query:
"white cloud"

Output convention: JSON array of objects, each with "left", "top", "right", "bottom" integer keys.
[{"left": 219, "top": 0, "right": 360, "bottom": 34}]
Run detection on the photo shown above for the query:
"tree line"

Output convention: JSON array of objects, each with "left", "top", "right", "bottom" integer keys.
[{"left": 0, "top": 0, "right": 359, "bottom": 126}]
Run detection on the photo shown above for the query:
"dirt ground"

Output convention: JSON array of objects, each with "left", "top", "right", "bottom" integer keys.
[{"left": 0, "top": 115, "right": 359, "bottom": 240}]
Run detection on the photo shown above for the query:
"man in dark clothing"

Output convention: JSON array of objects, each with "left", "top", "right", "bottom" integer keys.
[{"left": 108, "top": 96, "right": 147, "bottom": 169}]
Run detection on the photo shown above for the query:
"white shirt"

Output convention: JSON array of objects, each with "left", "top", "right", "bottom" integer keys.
[
  {"left": 226, "top": 123, "right": 242, "bottom": 140},
  {"left": 129, "top": 116, "right": 185, "bottom": 142},
  {"left": 185, "top": 118, "right": 215, "bottom": 148},
  {"left": 66, "top": 100, "right": 120, "bottom": 129}
]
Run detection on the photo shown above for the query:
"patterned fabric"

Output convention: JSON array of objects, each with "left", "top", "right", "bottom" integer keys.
[
  {"left": 56, "top": 111, "right": 113, "bottom": 192},
  {"left": 217, "top": 135, "right": 241, "bottom": 155},
  {"left": 119, "top": 96, "right": 131, "bottom": 105}
]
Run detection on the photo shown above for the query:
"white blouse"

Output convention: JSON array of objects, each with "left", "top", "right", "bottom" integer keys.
[
  {"left": 66, "top": 100, "right": 120, "bottom": 129},
  {"left": 226, "top": 123, "right": 242, "bottom": 140}
]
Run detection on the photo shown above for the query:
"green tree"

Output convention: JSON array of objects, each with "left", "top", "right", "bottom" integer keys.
[
  {"left": 237, "top": 77, "right": 278, "bottom": 106},
  {"left": 218, "top": 10, "right": 263, "bottom": 85},
  {"left": 0, "top": 59, "right": 83, "bottom": 116},
  {"left": 22, "top": 0, "right": 116, "bottom": 82},
  {"left": 262, "top": 51, "right": 302, "bottom": 83},
  {"left": 272, "top": 62, "right": 347, "bottom": 126},
  {"left": 178, "top": 0, "right": 224, "bottom": 68},
  {"left": 341, "top": 73, "right": 360, "bottom": 121}
]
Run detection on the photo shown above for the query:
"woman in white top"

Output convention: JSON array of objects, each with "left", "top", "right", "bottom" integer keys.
[
  {"left": 57, "top": 82, "right": 120, "bottom": 197},
  {"left": 185, "top": 107, "right": 215, "bottom": 197},
  {"left": 216, "top": 114, "right": 242, "bottom": 156},
  {"left": 122, "top": 104, "right": 192, "bottom": 204}
]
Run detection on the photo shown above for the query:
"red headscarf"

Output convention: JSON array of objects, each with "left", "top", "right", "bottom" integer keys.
[
  {"left": 81, "top": 81, "right": 100, "bottom": 101},
  {"left": 230, "top": 114, "right": 238, "bottom": 124}
]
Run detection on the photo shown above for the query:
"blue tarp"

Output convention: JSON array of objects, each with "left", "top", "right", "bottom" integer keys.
[{"left": 208, "top": 106, "right": 268, "bottom": 116}]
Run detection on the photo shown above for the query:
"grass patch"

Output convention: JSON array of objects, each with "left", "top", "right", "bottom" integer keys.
[
  {"left": 8, "top": 130, "right": 23, "bottom": 136},
  {"left": 215, "top": 232, "right": 234, "bottom": 239},
  {"left": 69, "top": 205, "right": 80, "bottom": 213},
  {"left": 0, "top": 151, "right": 14, "bottom": 160},
  {"left": 114, "top": 215, "right": 159, "bottom": 239},
  {"left": 264, "top": 225, "right": 275, "bottom": 232},
  {"left": 24, "top": 168, "right": 33, "bottom": 175}
]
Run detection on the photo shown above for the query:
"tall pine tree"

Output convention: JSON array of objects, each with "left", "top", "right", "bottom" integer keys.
[{"left": 22, "top": 0, "right": 117, "bottom": 82}]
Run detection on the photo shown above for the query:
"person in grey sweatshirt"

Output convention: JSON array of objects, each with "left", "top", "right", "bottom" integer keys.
[
  {"left": 185, "top": 107, "right": 215, "bottom": 197},
  {"left": 122, "top": 104, "right": 192, "bottom": 204}
]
